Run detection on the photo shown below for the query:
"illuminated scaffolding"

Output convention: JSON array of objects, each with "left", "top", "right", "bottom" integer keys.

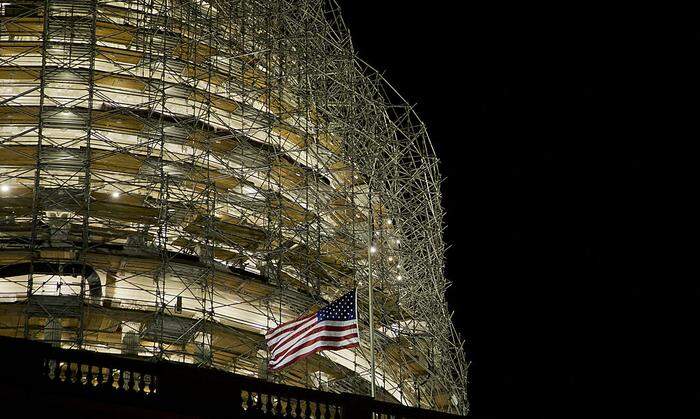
[{"left": 0, "top": 0, "right": 468, "bottom": 414}]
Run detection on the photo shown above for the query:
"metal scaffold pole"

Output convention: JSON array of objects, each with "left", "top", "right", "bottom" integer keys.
[{"left": 367, "top": 202, "right": 376, "bottom": 399}]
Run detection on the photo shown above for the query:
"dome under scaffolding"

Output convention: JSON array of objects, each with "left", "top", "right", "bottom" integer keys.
[{"left": 0, "top": 0, "right": 468, "bottom": 414}]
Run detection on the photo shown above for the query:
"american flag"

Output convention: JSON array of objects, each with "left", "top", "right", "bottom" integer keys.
[{"left": 266, "top": 289, "right": 359, "bottom": 371}]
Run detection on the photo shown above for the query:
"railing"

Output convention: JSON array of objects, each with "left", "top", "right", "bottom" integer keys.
[
  {"left": 0, "top": 336, "right": 464, "bottom": 418},
  {"left": 41, "top": 343, "right": 159, "bottom": 397}
]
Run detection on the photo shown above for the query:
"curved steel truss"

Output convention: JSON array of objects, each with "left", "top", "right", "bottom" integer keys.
[{"left": 0, "top": 0, "right": 468, "bottom": 413}]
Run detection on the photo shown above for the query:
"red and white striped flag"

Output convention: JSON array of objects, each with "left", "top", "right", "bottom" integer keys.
[{"left": 265, "top": 289, "right": 359, "bottom": 371}]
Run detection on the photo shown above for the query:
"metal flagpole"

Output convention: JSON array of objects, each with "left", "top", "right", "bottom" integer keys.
[{"left": 368, "top": 187, "right": 376, "bottom": 399}]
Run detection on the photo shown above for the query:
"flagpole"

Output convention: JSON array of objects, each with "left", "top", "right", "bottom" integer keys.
[{"left": 368, "top": 199, "right": 376, "bottom": 399}]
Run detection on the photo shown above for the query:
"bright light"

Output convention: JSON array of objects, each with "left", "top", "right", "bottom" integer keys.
[
  {"left": 0, "top": 185, "right": 9, "bottom": 192},
  {"left": 386, "top": 219, "right": 392, "bottom": 225},
  {"left": 397, "top": 275, "right": 402, "bottom": 280},
  {"left": 111, "top": 191, "right": 121, "bottom": 198},
  {"left": 369, "top": 245, "right": 377, "bottom": 254},
  {"left": 388, "top": 256, "right": 394, "bottom": 262}
]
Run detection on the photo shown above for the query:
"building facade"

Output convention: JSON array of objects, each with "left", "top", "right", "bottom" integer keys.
[{"left": 0, "top": 0, "right": 467, "bottom": 413}]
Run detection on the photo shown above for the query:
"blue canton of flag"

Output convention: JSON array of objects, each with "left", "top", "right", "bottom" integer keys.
[{"left": 317, "top": 290, "right": 356, "bottom": 322}]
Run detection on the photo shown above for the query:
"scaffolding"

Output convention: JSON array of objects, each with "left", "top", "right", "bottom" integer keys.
[{"left": 0, "top": 0, "right": 468, "bottom": 414}]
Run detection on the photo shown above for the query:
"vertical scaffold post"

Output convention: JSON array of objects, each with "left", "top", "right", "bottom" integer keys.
[{"left": 367, "top": 184, "right": 376, "bottom": 399}]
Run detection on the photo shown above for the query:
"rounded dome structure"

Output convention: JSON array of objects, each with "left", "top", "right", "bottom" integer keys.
[{"left": 0, "top": 0, "right": 467, "bottom": 413}]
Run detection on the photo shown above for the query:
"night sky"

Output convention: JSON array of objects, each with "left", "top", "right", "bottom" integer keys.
[{"left": 339, "top": 2, "right": 679, "bottom": 418}]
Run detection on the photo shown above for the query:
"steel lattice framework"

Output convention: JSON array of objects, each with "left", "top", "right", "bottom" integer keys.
[{"left": 0, "top": 0, "right": 468, "bottom": 413}]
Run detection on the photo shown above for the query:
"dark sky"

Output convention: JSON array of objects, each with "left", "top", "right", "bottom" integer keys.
[{"left": 338, "top": 2, "right": 681, "bottom": 418}]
